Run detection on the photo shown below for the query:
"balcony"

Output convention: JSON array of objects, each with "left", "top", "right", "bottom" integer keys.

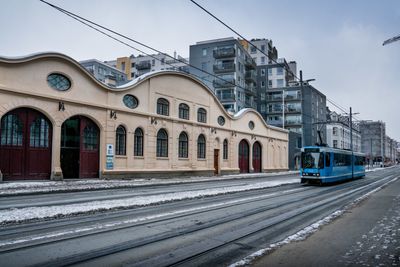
[
  {"left": 245, "top": 84, "right": 256, "bottom": 95},
  {"left": 213, "top": 62, "right": 235, "bottom": 73},
  {"left": 135, "top": 61, "right": 151, "bottom": 70},
  {"left": 244, "top": 56, "right": 256, "bottom": 69},
  {"left": 213, "top": 78, "right": 236, "bottom": 88},
  {"left": 245, "top": 70, "right": 256, "bottom": 82},
  {"left": 217, "top": 93, "right": 236, "bottom": 102},
  {"left": 213, "top": 47, "right": 236, "bottom": 58}
]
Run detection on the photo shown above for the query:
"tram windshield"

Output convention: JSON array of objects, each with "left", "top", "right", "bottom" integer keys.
[{"left": 301, "top": 151, "right": 324, "bottom": 169}]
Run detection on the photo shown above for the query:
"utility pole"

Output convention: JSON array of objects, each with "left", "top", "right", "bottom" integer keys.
[
  {"left": 349, "top": 107, "right": 359, "bottom": 178},
  {"left": 350, "top": 107, "right": 353, "bottom": 178},
  {"left": 282, "top": 89, "right": 285, "bottom": 129}
]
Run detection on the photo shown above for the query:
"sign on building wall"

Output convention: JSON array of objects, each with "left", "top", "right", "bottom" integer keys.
[{"left": 106, "top": 144, "right": 114, "bottom": 170}]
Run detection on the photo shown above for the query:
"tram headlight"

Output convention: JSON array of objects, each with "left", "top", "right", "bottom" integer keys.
[
  {"left": 302, "top": 172, "right": 306, "bottom": 176},
  {"left": 316, "top": 173, "right": 320, "bottom": 177}
]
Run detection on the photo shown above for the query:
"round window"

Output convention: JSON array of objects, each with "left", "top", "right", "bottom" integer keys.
[
  {"left": 249, "top": 121, "right": 255, "bottom": 130},
  {"left": 123, "top": 94, "right": 138, "bottom": 109},
  {"left": 47, "top": 73, "right": 71, "bottom": 91},
  {"left": 217, "top": 116, "right": 225, "bottom": 126}
]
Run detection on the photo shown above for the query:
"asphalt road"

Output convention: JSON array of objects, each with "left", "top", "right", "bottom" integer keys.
[
  {"left": 252, "top": 169, "right": 400, "bottom": 267},
  {"left": 0, "top": 167, "right": 399, "bottom": 267}
]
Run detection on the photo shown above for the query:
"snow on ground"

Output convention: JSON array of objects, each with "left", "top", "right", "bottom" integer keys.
[
  {"left": 0, "top": 188, "right": 303, "bottom": 249},
  {"left": 338, "top": 194, "right": 400, "bottom": 266},
  {"left": 0, "top": 171, "right": 298, "bottom": 196},
  {"left": 228, "top": 175, "right": 398, "bottom": 267},
  {"left": 0, "top": 177, "right": 299, "bottom": 224}
]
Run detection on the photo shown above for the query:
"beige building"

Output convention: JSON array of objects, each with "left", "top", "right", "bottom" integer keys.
[{"left": 0, "top": 52, "right": 288, "bottom": 181}]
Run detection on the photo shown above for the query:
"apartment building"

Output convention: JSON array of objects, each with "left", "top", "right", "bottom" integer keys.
[
  {"left": 79, "top": 59, "right": 127, "bottom": 87},
  {"left": 107, "top": 53, "right": 189, "bottom": 80},
  {"left": 189, "top": 37, "right": 257, "bottom": 113},
  {"left": 326, "top": 109, "right": 361, "bottom": 152}
]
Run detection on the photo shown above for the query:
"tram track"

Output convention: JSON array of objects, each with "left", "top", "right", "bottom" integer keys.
[{"left": 0, "top": 169, "right": 398, "bottom": 266}]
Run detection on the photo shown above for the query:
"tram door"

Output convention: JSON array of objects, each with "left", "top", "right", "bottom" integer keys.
[
  {"left": 252, "top": 141, "right": 262, "bottom": 173},
  {"left": 0, "top": 108, "right": 52, "bottom": 180},
  {"left": 238, "top": 140, "right": 249, "bottom": 173},
  {"left": 61, "top": 116, "right": 99, "bottom": 178}
]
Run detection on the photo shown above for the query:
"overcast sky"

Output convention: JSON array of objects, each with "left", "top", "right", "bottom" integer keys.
[{"left": 1, "top": 0, "right": 400, "bottom": 140}]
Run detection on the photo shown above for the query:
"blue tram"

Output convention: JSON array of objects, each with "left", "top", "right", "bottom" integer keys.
[{"left": 300, "top": 146, "right": 366, "bottom": 184}]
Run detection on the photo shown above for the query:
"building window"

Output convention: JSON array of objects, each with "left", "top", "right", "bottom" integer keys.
[
  {"left": 248, "top": 121, "right": 255, "bottom": 130},
  {"left": 134, "top": 128, "right": 144, "bottom": 156},
  {"left": 47, "top": 73, "right": 71, "bottom": 91},
  {"left": 156, "top": 129, "right": 168, "bottom": 157},
  {"left": 223, "top": 139, "right": 228, "bottom": 159},
  {"left": 179, "top": 103, "right": 190, "bottom": 120},
  {"left": 1, "top": 114, "right": 23, "bottom": 146},
  {"left": 116, "top": 125, "right": 126, "bottom": 155},
  {"left": 333, "top": 140, "right": 338, "bottom": 148},
  {"left": 29, "top": 118, "right": 50, "bottom": 148},
  {"left": 178, "top": 132, "right": 188, "bottom": 158},
  {"left": 151, "top": 59, "right": 155, "bottom": 66},
  {"left": 157, "top": 98, "right": 169, "bottom": 116},
  {"left": 261, "top": 45, "right": 266, "bottom": 52},
  {"left": 297, "top": 137, "right": 302, "bottom": 148},
  {"left": 277, "top": 79, "right": 284, "bottom": 87},
  {"left": 277, "top": 67, "right": 284, "bottom": 75},
  {"left": 261, "top": 57, "right": 265, "bottom": 64},
  {"left": 261, "top": 81, "right": 265, "bottom": 87},
  {"left": 333, "top": 127, "right": 338, "bottom": 136},
  {"left": 250, "top": 46, "right": 257, "bottom": 53},
  {"left": 268, "top": 80, "right": 272, "bottom": 87},
  {"left": 197, "top": 134, "right": 206, "bottom": 159},
  {"left": 197, "top": 108, "right": 207, "bottom": 123},
  {"left": 202, "top": 48, "right": 207, "bottom": 56},
  {"left": 201, "top": 62, "right": 207, "bottom": 70},
  {"left": 123, "top": 94, "right": 138, "bottom": 109},
  {"left": 261, "top": 69, "right": 266, "bottom": 76},
  {"left": 218, "top": 116, "right": 225, "bottom": 126}
]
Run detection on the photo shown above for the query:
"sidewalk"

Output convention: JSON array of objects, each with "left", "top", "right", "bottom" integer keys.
[
  {"left": 251, "top": 176, "right": 400, "bottom": 266},
  {"left": 0, "top": 171, "right": 299, "bottom": 196}
]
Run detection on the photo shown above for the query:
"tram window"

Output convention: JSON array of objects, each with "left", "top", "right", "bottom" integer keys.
[
  {"left": 325, "top": 153, "right": 330, "bottom": 167},
  {"left": 318, "top": 153, "right": 324, "bottom": 169}
]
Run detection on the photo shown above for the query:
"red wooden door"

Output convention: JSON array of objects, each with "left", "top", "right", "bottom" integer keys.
[
  {"left": 79, "top": 117, "right": 99, "bottom": 178},
  {"left": 214, "top": 149, "right": 219, "bottom": 175},
  {"left": 252, "top": 141, "right": 262, "bottom": 173},
  {"left": 238, "top": 140, "right": 249, "bottom": 173},
  {"left": 25, "top": 110, "right": 52, "bottom": 179},
  {"left": 0, "top": 108, "right": 52, "bottom": 180}
]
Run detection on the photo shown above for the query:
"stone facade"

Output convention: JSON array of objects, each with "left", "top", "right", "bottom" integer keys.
[{"left": 0, "top": 52, "right": 289, "bottom": 180}]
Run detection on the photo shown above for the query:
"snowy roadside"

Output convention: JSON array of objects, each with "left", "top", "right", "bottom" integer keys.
[
  {"left": 0, "top": 171, "right": 298, "bottom": 196},
  {"left": 0, "top": 177, "right": 299, "bottom": 225},
  {"left": 228, "top": 172, "right": 397, "bottom": 267}
]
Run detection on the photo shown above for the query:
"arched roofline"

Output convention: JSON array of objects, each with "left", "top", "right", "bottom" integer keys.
[
  {"left": 0, "top": 52, "right": 287, "bottom": 134},
  {"left": 233, "top": 108, "right": 288, "bottom": 133}
]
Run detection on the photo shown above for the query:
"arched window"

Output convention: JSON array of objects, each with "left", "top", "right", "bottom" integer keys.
[
  {"left": 197, "top": 134, "right": 206, "bottom": 159},
  {"left": 29, "top": 118, "right": 50, "bottom": 148},
  {"left": 178, "top": 132, "right": 188, "bottom": 158},
  {"left": 0, "top": 114, "right": 23, "bottom": 146},
  {"left": 134, "top": 128, "right": 144, "bottom": 156},
  {"left": 116, "top": 125, "right": 126, "bottom": 155},
  {"left": 179, "top": 103, "right": 190, "bottom": 120},
  {"left": 223, "top": 139, "right": 228, "bottom": 160},
  {"left": 157, "top": 98, "right": 169, "bottom": 116},
  {"left": 157, "top": 129, "right": 168, "bottom": 157},
  {"left": 197, "top": 108, "right": 207, "bottom": 123}
]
